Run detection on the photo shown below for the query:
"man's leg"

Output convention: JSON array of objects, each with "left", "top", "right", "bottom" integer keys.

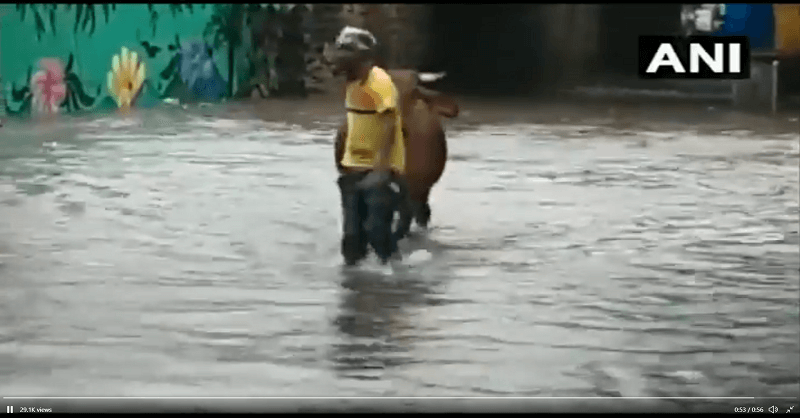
[
  {"left": 391, "top": 174, "right": 413, "bottom": 242},
  {"left": 337, "top": 173, "right": 368, "bottom": 266},
  {"left": 363, "top": 182, "right": 400, "bottom": 264}
]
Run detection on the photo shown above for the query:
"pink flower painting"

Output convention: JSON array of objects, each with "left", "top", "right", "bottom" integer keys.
[{"left": 30, "top": 58, "right": 68, "bottom": 114}]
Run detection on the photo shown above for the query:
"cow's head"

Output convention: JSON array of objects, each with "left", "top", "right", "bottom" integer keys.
[{"left": 415, "top": 73, "right": 459, "bottom": 119}]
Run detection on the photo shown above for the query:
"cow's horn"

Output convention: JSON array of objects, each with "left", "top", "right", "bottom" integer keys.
[{"left": 418, "top": 72, "right": 446, "bottom": 83}]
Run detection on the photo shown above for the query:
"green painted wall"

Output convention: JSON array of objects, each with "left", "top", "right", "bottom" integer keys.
[{"left": 1, "top": 4, "right": 232, "bottom": 115}]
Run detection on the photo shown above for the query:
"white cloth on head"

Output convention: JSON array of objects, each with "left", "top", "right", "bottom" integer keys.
[{"left": 335, "top": 26, "right": 378, "bottom": 51}]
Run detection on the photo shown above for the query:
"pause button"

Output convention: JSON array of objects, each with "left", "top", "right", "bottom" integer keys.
[{"left": 5, "top": 406, "right": 12, "bottom": 414}]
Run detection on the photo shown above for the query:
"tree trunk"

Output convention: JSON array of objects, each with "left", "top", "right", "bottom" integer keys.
[
  {"left": 227, "top": 44, "right": 235, "bottom": 98},
  {"left": 0, "top": 18, "right": 4, "bottom": 117}
]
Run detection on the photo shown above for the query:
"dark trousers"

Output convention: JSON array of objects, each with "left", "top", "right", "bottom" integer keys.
[{"left": 337, "top": 171, "right": 406, "bottom": 265}]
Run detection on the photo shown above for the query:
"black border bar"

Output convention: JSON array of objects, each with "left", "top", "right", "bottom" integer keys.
[{"left": 3, "top": 397, "right": 794, "bottom": 413}]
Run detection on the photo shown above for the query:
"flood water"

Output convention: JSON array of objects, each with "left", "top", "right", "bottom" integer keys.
[{"left": 1, "top": 105, "right": 798, "bottom": 412}]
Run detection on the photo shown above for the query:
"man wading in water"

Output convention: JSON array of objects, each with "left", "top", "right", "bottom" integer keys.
[{"left": 326, "top": 27, "right": 407, "bottom": 268}]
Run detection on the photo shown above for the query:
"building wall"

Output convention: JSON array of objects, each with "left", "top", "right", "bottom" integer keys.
[
  {"left": 2, "top": 5, "right": 226, "bottom": 115},
  {"left": 303, "top": 4, "right": 607, "bottom": 95},
  {"left": 597, "top": 4, "right": 683, "bottom": 79},
  {"left": 714, "top": 4, "right": 775, "bottom": 50},
  {"left": 15, "top": 5, "right": 766, "bottom": 108},
  {"left": 416, "top": 4, "right": 606, "bottom": 95},
  {"left": 302, "top": 4, "right": 433, "bottom": 94},
  {"left": 0, "top": 4, "right": 613, "bottom": 108},
  {"left": 774, "top": 4, "right": 800, "bottom": 55},
  {"left": 774, "top": 5, "right": 800, "bottom": 96},
  {"left": 307, "top": 4, "right": 431, "bottom": 69},
  {"left": 534, "top": 5, "right": 603, "bottom": 88}
]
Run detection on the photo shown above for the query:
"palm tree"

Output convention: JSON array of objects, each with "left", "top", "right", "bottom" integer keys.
[
  {"left": 204, "top": 4, "right": 246, "bottom": 99},
  {"left": 205, "top": 4, "right": 313, "bottom": 99},
  {"left": 245, "top": 4, "right": 283, "bottom": 97},
  {"left": 274, "top": 5, "right": 311, "bottom": 97}
]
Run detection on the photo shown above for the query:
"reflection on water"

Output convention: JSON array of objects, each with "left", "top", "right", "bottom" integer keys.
[
  {"left": 333, "top": 269, "right": 430, "bottom": 378},
  {"left": 0, "top": 107, "right": 798, "bottom": 407}
]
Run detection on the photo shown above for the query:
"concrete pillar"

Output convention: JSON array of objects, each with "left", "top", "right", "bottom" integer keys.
[
  {"left": 732, "top": 60, "right": 776, "bottom": 112},
  {"left": 538, "top": 4, "right": 602, "bottom": 88},
  {"left": 0, "top": 17, "right": 4, "bottom": 117},
  {"left": 0, "top": 9, "right": 5, "bottom": 117},
  {"left": 355, "top": 5, "right": 431, "bottom": 69},
  {"left": 340, "top": 4, "right": 366, "bottom": 28}
]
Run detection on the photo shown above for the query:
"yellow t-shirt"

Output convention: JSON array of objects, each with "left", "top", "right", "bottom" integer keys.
[{"left": 340, "top": 66, "right": 405, "bottom": 174}]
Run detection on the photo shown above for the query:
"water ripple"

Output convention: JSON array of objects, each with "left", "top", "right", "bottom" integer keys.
[{"left": 0, "top": 108, "right": 797, "bottom": 399}]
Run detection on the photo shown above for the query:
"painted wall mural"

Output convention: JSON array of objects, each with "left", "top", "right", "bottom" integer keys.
[
  {"left": 1, "top": 4, "right": 314, "bottom": 118},
  {"left": 107, "top": 46, "right": 146, "bottom": 110},
  {"left": 178, "top": 40, "right": 227, "bottom": 102},
  {"left": 31, "top": 58, "right": 67, "bottom": 114},
  {"left": 7, "top": 53, "right": 102, "bottom": 116}
]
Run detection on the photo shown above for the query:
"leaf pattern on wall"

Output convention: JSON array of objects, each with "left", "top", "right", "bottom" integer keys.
[
  {"left": 63, "top": 54, "right": 102, "bottom": 111},
  {"left": 15, "top": 4, "right": 118, "bottom": 39},
  {"left": 6, "top": 66, "right": 34, "bottom": 116}
]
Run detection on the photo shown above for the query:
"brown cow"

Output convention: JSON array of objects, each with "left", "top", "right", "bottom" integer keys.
[{"left": 333, "top": 69, "right": 459, "bottom": 234}]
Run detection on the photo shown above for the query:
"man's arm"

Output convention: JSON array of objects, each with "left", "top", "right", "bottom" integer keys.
[
  {"left": 368, "top": 71, "right": 400, "bottom": 173},
  {"left": 373, "top": 109, "right": 396, "bottom": 172}
]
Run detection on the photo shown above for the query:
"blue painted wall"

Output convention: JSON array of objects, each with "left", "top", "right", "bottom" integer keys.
[{"left": 714, "top": 4, "right": 775, "bottom": 50}]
